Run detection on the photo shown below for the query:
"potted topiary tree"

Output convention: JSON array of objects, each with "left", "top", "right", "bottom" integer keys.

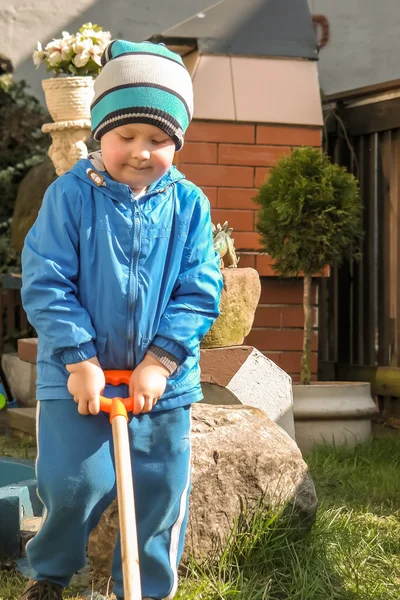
[{"left": 254, "top": 147, "right": 376, "bottom": 452}]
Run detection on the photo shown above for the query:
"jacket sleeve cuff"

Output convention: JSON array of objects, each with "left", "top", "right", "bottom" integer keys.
[
  {"left": 58, "top": 341, "right": 97, "bottom": 365},
  {"left": 151, "top": 335, "right": 187, "bottom": 366},
  {"left": 147, "top": 345, "right": 180, "bottom": 375}
]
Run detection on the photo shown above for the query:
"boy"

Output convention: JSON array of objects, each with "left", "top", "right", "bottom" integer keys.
[{"left": 20, "top": 40, "right": 222, "bottom": 600}]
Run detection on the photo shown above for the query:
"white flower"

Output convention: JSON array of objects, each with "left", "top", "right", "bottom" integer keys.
[
  {"left": 47, "top": 50, "right": 63, "bottom": 66},
  {"left": 33, "top": 22, "right": 110, "bottom": 75},
  {"left": 32, "top": 41, "right": 44, "bottom": 67},
  {"left": 80, "top": 22, "right": 98, "bottom": 39},
  {"left": 44, "top": 36, "right": 72, "bottom": 65},
  {"left": 91, "top": 47, "right": 103, "bottom": 66},
  {"left": 79, "top": 23, "right": 111, "bottom": 49},
  {"left": 73, "top": 37, "right": 102, "bottom": 67},
  {"left": 60, "top": 37, "right": 74, "bottom": 60},
  {"left": 61, "top": 31, "right": 74, "bottom": 43},
  {"left": 94, "top": 30, "right": 111, "bottom": 51}
]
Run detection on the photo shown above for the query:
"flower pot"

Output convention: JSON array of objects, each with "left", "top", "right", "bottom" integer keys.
[
  {"left": 42, "top": 76, "right": 95, "bottom": 122},
  {"left": 201, "top": 267, "right": 261, "bottom": 348},
  {"left": 292, "top": 382, "right": 377, "bottom": 453}
]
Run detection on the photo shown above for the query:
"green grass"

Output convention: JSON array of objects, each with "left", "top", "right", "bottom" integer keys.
[
  {"left": 0, "top": 433, "right": 36, "bottom": 461},
  {"left": 176, "top": 438, "right": 400, "bottom": 600},
  {"left": 1, "top": 435, "right": 399, "bottom": 599}
]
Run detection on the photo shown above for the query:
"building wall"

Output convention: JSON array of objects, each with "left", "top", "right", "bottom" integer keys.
[
  {"left": 175, "top": 120, "right": 322, "bottom": 381},
  {"left": 307, "top": 0, "right": 400, "bottom": 96},
  {"left": 1, "top": 0, "right": 212, "bottom": 102}
]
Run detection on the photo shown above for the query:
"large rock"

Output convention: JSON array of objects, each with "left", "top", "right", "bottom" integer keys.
[
  {"left": 202, "top": 268, "right": 261, "bottom": 348},
  {"left": 88, "top": 404, "right": 317, "bottom": 576},
  {"left": 12, "top": 157, "right": 57, "bottom": 252}
]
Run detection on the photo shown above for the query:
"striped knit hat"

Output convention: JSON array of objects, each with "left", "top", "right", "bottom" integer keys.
[{"left": 91, "top": 40, "right": 193, "bottom": 150}]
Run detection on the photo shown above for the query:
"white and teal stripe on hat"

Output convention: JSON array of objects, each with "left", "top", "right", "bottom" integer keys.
[
  {"left": 93, "top": 53, "right": 193, "bottom": 117},
  {"left": 102, "top": 40, "right": 185, "bottom": 68},
  {"left": 91, "top": 86, "right": 190, "bottom": 144},
  {"left": 92, "top": 40, "right": 193, "bottom": 149}
]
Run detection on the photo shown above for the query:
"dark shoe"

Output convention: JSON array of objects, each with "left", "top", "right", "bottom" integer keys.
[{"left": 19, "top": 579, "right": 63, "bottom": 600}]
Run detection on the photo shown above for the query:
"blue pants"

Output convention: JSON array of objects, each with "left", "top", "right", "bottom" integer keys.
[{"left": 27, "top": 400, "right": 192, "bottom": 599}]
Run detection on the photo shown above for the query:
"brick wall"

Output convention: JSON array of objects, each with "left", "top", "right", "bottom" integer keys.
[
  {"left": 245, "top": 277, "right": 318, "bottom": 382},
  {"left": 175, "top": 120, "right": 322, "bottom": 380},
  {"left": 175, "top": 120, "right": 321, "bottom": 252}
]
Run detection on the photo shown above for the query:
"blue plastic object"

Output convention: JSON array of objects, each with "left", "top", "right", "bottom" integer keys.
[
  {"left": 0, "top": 382, "right": 16, "bottom": 408},
  {"left": 0, "top": 457, "right": 41, "bottom": 557}
]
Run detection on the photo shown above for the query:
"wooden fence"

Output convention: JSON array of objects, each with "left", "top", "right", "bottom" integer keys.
[
  {"left": 320, "top": 95, "right": 400, "bottom": 422},
  {"left": 0, "top": 274, "right": 32, "bottom": 357}
]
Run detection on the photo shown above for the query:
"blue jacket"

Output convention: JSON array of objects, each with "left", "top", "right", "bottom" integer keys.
[{"left": 21, "top": 155, "right": 223, "bottom": 409}]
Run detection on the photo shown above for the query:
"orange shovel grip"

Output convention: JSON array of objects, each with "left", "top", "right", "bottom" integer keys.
[{"left": 99, "top": 370, "right": 134, "bottom": 422}]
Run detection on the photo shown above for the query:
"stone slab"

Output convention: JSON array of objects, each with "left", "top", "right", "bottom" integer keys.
[
  {"left": 18, "top": 338, "right": 38, "bottom": 365},
  {"left": 201, "top": 346, "right": 295, "bottom": 438},
  {"left": 2, "top": 353, "right": 37, "bottom": 407},
  {"left": 7, "top": 408, "right": 36, "bottom": 437}
]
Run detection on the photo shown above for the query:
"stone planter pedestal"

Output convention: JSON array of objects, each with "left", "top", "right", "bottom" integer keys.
[
  {"left": 42, "top": 120, "right": 91, "bottom": 176},
  {"left": 202, "top": 267, "right": 261, "bottom": 348},
  {"left": 293, "top": 382, "right": 377, "bottom": 453}
]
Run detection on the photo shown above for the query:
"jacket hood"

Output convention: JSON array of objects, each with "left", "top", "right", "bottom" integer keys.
[{"left": 68, "top": 150, "right": 185, "bottom": 203}]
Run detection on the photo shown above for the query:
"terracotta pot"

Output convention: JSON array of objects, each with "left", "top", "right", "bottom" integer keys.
[
  {"left": 292, "top": 381, "right": 377, "bottom": 453},
  {"left": 202, "top": 267, "right": 261, "bottom": 348},
  {"left": 42, "top": 76, "right": 94, "bottom": 122}
]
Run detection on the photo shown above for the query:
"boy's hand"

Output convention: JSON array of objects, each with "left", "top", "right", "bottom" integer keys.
[
  {"left": 66, "top": 356, "right": 106, "bottom": 416},
  {"left": 129, "top": 354, "right": 169, "bottom": 414}
]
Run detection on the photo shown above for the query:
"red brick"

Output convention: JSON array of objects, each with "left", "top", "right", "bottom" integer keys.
[
  {"left": 280, "top": 351, "right": 318, "bottom": 374},
  {"left": 255, "top": 254, "right": 329, "bottom": 279},
  {"left": 218, "top": 188, "right": 258, "bottom": 210},
  {"left": 260, "top": 279, "right": 318, "bottom": 305},
  {"left": 282, "top": 306, "right": 318, "bottom": 328},
  {"left": 256, "top": 254, "right": 277, "bottom": 276},
  {"left": 245, "top": 328, "right": 304, "bottom": 351},
  {"left": 186, "top": 121, "right": 255, "bottom": 143},
  {"left": 255, "top": 167, "right": 271, "bottom": 188},
  {"left": 247, "top": 329, "right": 318, "bottom": 352},
  {"left": 181, "top": 164, "right": 254, "bottom": 187},
  {"left": 256, "top": 125, "right": 322, "bottom": 147},
  {"left": 201, "top": 186, "right": 217, "bottom": 207},
  {"left": 237, "top": 253, "right": 256, "bottom": 268},
  {"left": 253, "top": 306, "right": 281, "bottom": 327},
  {"left": 232, "top": 232, "right": 262, "bottom": 251},
  {"left": 179, "top": 142, "right": 217, "bottom": 164},
  {"left": 211, "top": 209, "right": 254, "bottom": 232},
  {"left": 219, "top": 144, "right": 291, "bottom": 167}
]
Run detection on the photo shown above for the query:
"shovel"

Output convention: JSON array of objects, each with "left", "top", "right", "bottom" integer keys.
[{"left": 100, "top": 369, "right": 141, "bottom": 600}]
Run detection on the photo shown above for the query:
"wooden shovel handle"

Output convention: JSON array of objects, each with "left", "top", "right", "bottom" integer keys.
[
  {"left": 100, "top": 369, "right": 142, "bottom": 599},
  {"left": 112, "top": 413, "right": 142, "bottom": 600}
]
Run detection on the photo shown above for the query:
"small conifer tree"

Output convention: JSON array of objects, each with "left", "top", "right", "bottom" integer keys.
[{"left": 254, "top": 147, "right": 362, "bottom": 384}]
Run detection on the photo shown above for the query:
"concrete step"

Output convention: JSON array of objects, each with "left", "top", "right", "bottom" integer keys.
[{"left": 7, "top": 407, "right": 36, "bottom": 437}]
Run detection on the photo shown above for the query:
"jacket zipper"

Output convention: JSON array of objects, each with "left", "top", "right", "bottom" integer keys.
[
  {"left": 127, "top": 182, "right": 175, "bottom": 368},
  {"left": 128, "top": 197, "right": 141, "bottom": 369}
]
